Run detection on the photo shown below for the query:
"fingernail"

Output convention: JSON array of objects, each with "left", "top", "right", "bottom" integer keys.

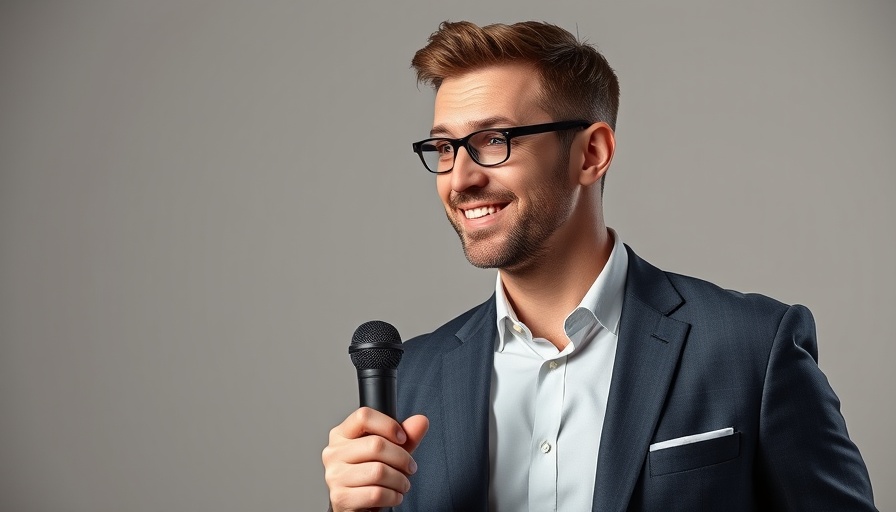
[
  {"left": 397, "top": 430, "right": 407, "bottom": 444},
  {"left": 409, "top": 459, "right": 418, "bottom": 474}
]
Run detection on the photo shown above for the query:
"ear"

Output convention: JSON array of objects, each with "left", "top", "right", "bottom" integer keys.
[{"left": 575, "top": 122, "right": 615, "bottom": 187}]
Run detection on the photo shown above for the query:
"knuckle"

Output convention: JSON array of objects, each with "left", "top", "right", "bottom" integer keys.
[
  {"left": 367, "top": 462, "right": 387, "bottom": 481},
  {"left": 321, "top": 445, "right": 334, "bottom": 464},
  {"left": 322, "top": 461, "right": 337, "bottom": 482},
  {"left": 368, "top": 435, "right": 387, "bottom": 453},
  {"left": 323, "top": 464, "right": 344, "bottom": 489},
  {"left": 355, "top": 407, "right": 372, "bottom": 423}
]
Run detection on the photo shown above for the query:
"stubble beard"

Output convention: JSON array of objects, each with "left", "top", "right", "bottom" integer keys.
[{"left": 447, "top": 158, "right": 574, "bottom": 272}]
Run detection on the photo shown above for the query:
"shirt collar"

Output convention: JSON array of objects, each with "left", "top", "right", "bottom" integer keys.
[{"left": 494, "top": 228, "right": 629, "bottom": 352}]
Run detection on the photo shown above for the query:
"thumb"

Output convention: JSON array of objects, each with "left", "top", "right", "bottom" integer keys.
[{"left": 400, "top": 414, "right": 429, "bottom": 454}]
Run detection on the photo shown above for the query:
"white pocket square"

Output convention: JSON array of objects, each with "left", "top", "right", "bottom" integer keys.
[{"left": 649, "top": 427, "right": 734, "bottom": 452}]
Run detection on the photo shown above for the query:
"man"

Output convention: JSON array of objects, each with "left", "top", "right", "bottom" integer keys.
[{"left": 322, "top": 21, "right": 876, "bottom": 511}]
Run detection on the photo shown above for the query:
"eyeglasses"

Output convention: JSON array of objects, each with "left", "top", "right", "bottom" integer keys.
[{"left": 411, "top": 120, "right": 591, "bottom": 174}]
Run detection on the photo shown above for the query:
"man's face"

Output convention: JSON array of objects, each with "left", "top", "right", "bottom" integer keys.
[{"left": 432, "top": 63, "right": 580, "bottom": 272}]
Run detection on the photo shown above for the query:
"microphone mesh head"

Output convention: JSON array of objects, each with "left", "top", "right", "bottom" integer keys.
[{"left": 349, "top": 320, "right": 403, "bottom": 370}]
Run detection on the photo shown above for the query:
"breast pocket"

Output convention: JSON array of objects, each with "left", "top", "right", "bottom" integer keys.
[{"left": 648, "top": 432, "right": 741, "bottom": 476}]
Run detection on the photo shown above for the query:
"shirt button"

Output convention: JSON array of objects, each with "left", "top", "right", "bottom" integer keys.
[
  {"left": 540, "top": 441, "right": 552, "bottom": 454},
  {"left": 548, "top": 360, "right": 559, "bottom": 370},
  {"left": 512, "top": 324, "right": 523, "bottom": 333}
]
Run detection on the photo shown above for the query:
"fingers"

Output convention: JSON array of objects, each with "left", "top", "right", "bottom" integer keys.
[
  {"left": 324, "top": 407, "right": 420, "bottom": 475},
  {"left": 322, "top": 408, "right": 429, "bottom": 512},
  {"left": 333, "top": 431, "right": 418, "bottom": 474},
  {"left": 332, "top": 460, "right": 412, "bottom": 490},
  {"left": 334, "top": 407, "right": 408, "bottom": 445},
  {"left": 326, "top": 462, "right": 410, "bottom": 511}
]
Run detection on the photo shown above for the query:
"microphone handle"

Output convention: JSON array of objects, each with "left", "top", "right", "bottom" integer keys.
[{"left": 356, "top": 368, "right": 398, "bottom": 419}]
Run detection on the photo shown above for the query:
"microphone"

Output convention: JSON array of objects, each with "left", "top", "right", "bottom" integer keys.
[{"left": 349, "top": 321, "right": 404, "bottom": 419}]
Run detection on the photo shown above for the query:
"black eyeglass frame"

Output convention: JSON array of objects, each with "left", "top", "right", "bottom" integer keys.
[{"left": 411, "top": 120, "right": 592, "bottom": 174}]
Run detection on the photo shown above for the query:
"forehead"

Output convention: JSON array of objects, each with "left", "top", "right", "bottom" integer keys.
[{"left": 431, "top": 63, "right": 548, "bottom": 136}]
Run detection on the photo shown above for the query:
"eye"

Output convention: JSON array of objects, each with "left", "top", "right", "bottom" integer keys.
[
  {"left": 438, "top": 141, "right": 454, "bottom": 154},
  {"left": 484, "top": 133, "right": 508, "bottom": 146}
]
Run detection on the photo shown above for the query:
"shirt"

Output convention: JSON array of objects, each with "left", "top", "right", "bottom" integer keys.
[{"left": 488, "top": 230, "right": 629, "bottom": 511}]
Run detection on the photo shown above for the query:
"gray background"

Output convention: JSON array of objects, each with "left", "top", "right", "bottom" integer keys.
[{"left": 1, "top": 1, "right": 893, "bottom": 510}]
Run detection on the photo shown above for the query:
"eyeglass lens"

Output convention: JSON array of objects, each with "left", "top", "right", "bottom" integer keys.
[{"left": 419, "top": 130, "right": 510, "bottom": 173}]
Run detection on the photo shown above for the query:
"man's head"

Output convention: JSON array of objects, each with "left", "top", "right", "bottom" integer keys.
[{"left": 411, "top": 22, "right": 618, "bottom": 273}]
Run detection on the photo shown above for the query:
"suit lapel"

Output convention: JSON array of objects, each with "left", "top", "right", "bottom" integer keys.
[
  {"left": 441, "top": 297, "right": 496, "bottom": 511},
  {"left": 593, "top": 247, "right": 691, "bottom": 511}
]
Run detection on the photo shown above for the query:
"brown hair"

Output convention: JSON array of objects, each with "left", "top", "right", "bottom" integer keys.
[{"left": 411, "top": 20, "right": 620, "bottom": 130}]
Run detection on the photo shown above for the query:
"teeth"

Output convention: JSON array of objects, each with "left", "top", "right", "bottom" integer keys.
[{"left": 464, "top": 205, "right": 501, "bottom": 219}]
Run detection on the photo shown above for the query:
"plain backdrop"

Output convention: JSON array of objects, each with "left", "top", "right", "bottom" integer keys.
[{"left": 1, "top": 1, "right": 894, "bottom": 510}]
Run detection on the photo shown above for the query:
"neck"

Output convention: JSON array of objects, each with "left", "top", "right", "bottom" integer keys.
[{"left": 500, "top": 214, "right": 613, "bottom": 349}]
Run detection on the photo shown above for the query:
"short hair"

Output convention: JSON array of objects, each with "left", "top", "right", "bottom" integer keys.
[{"left": 411, "top": 20, "right": 620, "bottom": 130}]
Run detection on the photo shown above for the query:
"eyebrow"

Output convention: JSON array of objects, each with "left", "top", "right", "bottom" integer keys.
[{"left": 430, "top": 116, "right": 518, "bottom": 137}]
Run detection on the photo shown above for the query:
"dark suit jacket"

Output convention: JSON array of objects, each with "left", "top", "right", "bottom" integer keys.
[{"left": 394, "top": 246, "right": 875, "bottom": 511}]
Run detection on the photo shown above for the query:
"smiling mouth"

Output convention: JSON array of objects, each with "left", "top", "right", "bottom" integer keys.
[{"left": 463, "top": 204, "right": 505, "bottom": 219}]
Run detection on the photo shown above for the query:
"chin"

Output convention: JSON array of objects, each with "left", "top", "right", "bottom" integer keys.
[
  {"left": 460, "top": 239, "right": 527, "bottom": 270},
  {"left": 459, "top": 238, "right": 504, "bottom": 269},
  {"left": 450, "top": 215, "right": 529, "bottom": 269}
]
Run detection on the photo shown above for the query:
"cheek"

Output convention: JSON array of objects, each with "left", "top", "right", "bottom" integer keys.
[
  {"left": 436, "top": 175, "right": 452, "bottom": 204},
  {"left": 517, "top": 141, "right": 570, "bottom": 182}
]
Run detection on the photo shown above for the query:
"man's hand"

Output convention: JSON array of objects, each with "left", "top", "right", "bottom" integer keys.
[{"left": 322, "top": 408, "right": 429, "bottom": 512}]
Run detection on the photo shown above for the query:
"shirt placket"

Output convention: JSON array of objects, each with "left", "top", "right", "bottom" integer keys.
[{"left": 528, "top": 353, "right": 567, "bottom": 511}]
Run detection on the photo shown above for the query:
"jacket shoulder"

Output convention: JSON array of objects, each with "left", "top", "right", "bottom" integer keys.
[{"left": 665, "top": 270, "right": 795, "bottom": 325}]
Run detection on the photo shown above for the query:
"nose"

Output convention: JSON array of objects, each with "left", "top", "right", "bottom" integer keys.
[{"left": 450, "top": 145, "right": 489, "bottom": 192}]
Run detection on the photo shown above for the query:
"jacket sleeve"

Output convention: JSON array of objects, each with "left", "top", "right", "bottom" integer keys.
[{"left": 756, "top": 304, "right": 876, "bottom": 510}]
